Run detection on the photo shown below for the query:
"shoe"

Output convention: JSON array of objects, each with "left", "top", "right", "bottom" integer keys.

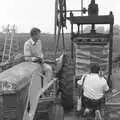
[{"left": 83, "top": 108, "right": 90, "bottom": 116}]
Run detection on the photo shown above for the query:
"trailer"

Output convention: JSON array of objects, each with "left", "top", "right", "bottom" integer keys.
[{"left": 0, "top": 54, "right": 64, "bottom": 120}]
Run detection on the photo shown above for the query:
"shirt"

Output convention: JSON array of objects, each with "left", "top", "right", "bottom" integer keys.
[
  {"left": 24, "top": 38, "right": 44, "bottom": 59},
  {"left": 77, "top": 73, "right": 109, "bottom": 100}
]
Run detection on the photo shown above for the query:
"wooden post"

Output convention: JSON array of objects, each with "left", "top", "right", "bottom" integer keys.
[
  {"left": 78, "top": 24, "right": 80, "bottom": 33},
  {"left": 81, "top": 0, "right": 83, "bottom": 33},
  {"left": 108, "top": 23, "right": 113, "bottom": 89},
  {"left": 70, "top": 11, "right": 74, "bottom": 59}
]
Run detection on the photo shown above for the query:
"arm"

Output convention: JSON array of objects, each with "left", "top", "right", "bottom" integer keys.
[
  {"left": 103, "top": 79, "right": 110, "bottom": 94},
  {"left": 77, "top": 74, "right": 85, "bottom": 86},
  {"left": 77, "top": 74, "right": 86, "bottom": 97},
  {"left": 37, "top": 40, "right": 44, "bottom": 62},
  {"left": 24, "top": 42, "right": 35, "bottom": 61},
  {"left": 24, "top": 40, "right": 44, "bottom": 63}
]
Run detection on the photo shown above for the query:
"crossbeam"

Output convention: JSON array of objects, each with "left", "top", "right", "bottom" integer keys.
[{"left": 67, "top": 15, "right": 114, "bottom": 25}]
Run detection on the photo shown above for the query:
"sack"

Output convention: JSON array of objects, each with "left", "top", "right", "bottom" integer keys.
[
  {"left": 77, "top": 75, "right": 87, "bottom": 111},
  {"left": 77, "top": 96, "right": 82, "bottom": 111}
]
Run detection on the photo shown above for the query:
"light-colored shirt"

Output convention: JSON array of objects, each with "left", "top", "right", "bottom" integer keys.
[
  {"left": 77, "top": 73, "right": 109, "bottom": 100},
  {"left": 24, "top": 38, "right": 44, "bottom": 60}
]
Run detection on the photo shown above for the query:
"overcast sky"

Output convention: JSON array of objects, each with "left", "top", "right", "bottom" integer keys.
[{"left": 0, "top": 0, "right": 119, "bottom": 33}]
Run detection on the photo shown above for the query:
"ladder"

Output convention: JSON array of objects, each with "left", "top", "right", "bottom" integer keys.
[{"left": 2, "top": 24, "right": 16, "bottom": 63}]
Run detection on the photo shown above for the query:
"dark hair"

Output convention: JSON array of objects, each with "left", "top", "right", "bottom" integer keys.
[
  {"left": 91, "top": 0, "right": 95, "bottom": 4},
  {"left": 30, "top": 27, "right": 41, "bottom": 37},
  {"left": 90, "top": 63, "right": 100, "bottom": 73}
]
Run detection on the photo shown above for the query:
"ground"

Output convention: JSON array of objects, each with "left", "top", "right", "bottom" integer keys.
[
  {"left": 32, "top": 63, "right": 120, "bottom": 120},
  {"left": 64, "top": 116, "right": 78, "bottom": 120},
  {"left": 64, "top": 67, "right": 120, "bottom": 120},
  {"left": 64, "top": 111, "right": 78, "bottom": 120}
]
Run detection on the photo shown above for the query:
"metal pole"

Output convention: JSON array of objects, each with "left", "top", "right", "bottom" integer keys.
[
  {"left": 81, "top": 0, "right": 83, "bottom": 33},
  {"left": 71, "top": 23, "right": 74, "bottom": 59},
  {"left": 54, "top": 0, "right": 58, "bottom": 59},
  {"left": 9, "top": 24, "right": 15, "bottom": 61},
  {"left": 2, "top": 24, "right": 9, "bottom": 62},
  {"left": 108, "top": 23, "right": 113, "bottom": 89}
]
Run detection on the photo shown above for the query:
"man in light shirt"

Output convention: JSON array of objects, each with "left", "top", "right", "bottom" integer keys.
[
  {"left": 24, "top": 27, "right": 44, "bottom": 61},
  {"left": 77, "top": 63, "right": 109, "bottom": 115},
  {"left": 24, "top": 27, "right": 53, "bottom": 115},
  {"left": 24, "top": 27, "right": 52, "bottom": 77}
]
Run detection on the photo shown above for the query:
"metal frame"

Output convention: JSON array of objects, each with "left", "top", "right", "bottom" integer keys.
[{"left": 68, "top": 11, "right": 114, "bottom": 87}]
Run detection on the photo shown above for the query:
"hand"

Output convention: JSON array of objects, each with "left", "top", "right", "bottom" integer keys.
[
  {"left": 32, "top": 57, "right": 43, "bottom": 63},
  {"left": 32, "top": 57, "right": 39, "bottom": 61}
]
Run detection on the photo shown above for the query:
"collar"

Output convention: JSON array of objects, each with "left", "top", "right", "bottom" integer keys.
[
  {"left": 29, "top": 38, "right": 35, "bottom": 45},
  {"left": 90, "top": 73, "right": 99, "bottom": 75}
]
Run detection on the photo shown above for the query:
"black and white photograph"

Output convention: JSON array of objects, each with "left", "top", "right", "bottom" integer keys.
[{"left": 0, "top": 0, "right": 120, "bottom": 120}]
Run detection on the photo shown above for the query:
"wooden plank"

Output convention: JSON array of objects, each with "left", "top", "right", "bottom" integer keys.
[
  {"left": 76, "top": 56, "right": 90, "bottom": 60},
  {"left": 76, "top": 44, "right": 109, "bottom": 49},
  {"left": 68, "top": 15, "right": 114, "bottom": 24},
  {"left": 75, "top": 42, "right": 108, "bottom": 45},
  {"left": 76, "top": 49, "right": 90, "bottom": 56},
  {"left": 76, "top": 55, "right": 109, "bottom": 63},
  {"left": 76, "top": 62, "right": 89, "bottom": 67},
  {"left": 76, "top": 67, "right": 88, "bottom": 72},
  {"left": 77, "top": 53, "right": 108, "bottom": 61},
  {"left": 76, "top": 47, "right": 109, "bottom": 53},
  {"left": 76, "top": 53, "right": 90, "bottom": 59},
  {"left": 72, "top": 33, "right": 111, "bottom": 38},
  {"left": 76, "top": 59, "right": 90, "bottom": 64},
  {"left": 106, "top": 103, "right": 120, "bottom": 106},
  {"left": 29, "top": 78, "right": 56, "bottom": 120}
]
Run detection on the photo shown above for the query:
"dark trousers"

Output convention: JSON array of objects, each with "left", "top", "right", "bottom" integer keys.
[
  {"left": 27, "top": 100, "right": 30, "bottom": 113},
  {"left": 81, "top": 95, "right": 105, "bottom": 110}
]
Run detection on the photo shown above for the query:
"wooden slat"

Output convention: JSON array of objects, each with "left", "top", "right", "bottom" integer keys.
[
  {"left": 75, "top": 42, "right": 109, "bottom": 77},
  {"left": 76, "top": 45, "right": 109, "bottom": 50},
  {"left": 76, "top": 59, "right": 90, "bottom": 64},
  {"left": 68, "top": 15, "right": 114, "bottom": 24},
  {"left": 29, "top": 78, "right": 57, "bottom": 120},
  {"left": 72, "top": 33, "right": 111, "bottom": 38}
]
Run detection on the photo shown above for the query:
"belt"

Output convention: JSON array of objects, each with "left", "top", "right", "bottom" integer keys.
[{"left": 83, "top": 95, "right": 104, "bottom": 102}]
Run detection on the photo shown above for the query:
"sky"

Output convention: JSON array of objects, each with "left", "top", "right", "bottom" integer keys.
[{"left": 0, "top": 0, "right": 119, "bottom": 33}]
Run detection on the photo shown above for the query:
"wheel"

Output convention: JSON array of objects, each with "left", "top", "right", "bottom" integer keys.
[
  {"left": 57, "top": 54, "right": 74, "bottom": 110},
  {"left": 51, "top": 104, "right": 64, "bottom": 120}
]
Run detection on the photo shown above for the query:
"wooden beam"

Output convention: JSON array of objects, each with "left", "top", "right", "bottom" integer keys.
[
  {"left": 29, "top": 78, "right": 57, "bottom": 120},
  {"left": 67, "top": 15, "right": 114, "bottom": 24}
]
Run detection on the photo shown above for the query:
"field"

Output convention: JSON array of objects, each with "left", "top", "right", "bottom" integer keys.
[
  {"left": 0, "top": 31, "right": 120, "bottom": 60},
  {"left": 0, "top": 32, "right": 120, "bottom": 119}
]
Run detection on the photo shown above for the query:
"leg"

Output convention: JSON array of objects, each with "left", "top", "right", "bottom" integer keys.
[
  {"left": 43, "top": 63, "right": 53, "bottom": 82},
  {"left": 27, "top": 100, "right": 30, "bottom": 113},
  {"left": 95, "top": 110, "right": 103, "bottom": 120}
]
